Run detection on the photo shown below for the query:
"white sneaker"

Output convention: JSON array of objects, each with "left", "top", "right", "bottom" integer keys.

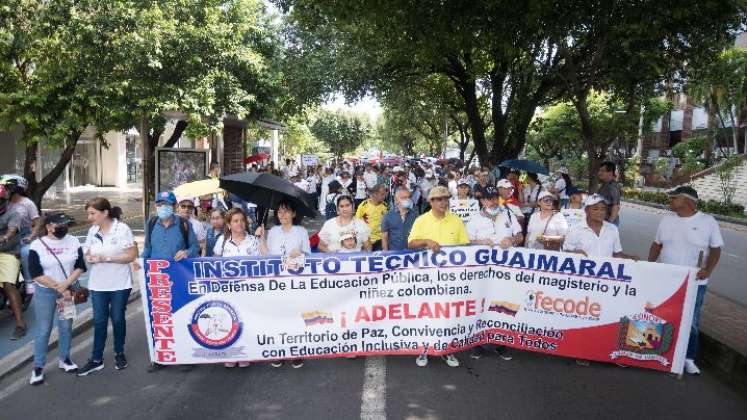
[
  {"left": 58, "top": 359, "right": 78, "bottom": 373},
  {"left": 237, "top": 361, "right": 250, "bottom": 368},
  {"left": 441, "top": 354, "right": 460, "bottom": 367},
  {"left": 224, "top": 362, "right": 237, "bottom": 368},
  {"left": 29, "top": 368, "right": 44, "bottom": 385},
  {"left": 684, "top": 359, "right": 701, "bottom": 375},
  {"left": 415, "top": 355, "right": 428, "bottom": 367}
]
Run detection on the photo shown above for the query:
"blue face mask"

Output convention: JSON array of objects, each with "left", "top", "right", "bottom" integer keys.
[
  {"left": 486, "top": 206, "right": 501, "bottom": 216},
  {"left": 157, "top": 205, "right": 174, "bottom": 220},
  {"left": 400, "top": 199, "right": 413, "bottom": 209}
]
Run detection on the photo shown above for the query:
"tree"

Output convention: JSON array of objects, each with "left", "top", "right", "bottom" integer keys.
[
  {"left": 0, "top": 0, "right": 286, "bottom": 208},
  {"left": 310, "top": 110, "right": 370, "bottom": 161},
  {"left": 277, "top": 0, "right": 745, "bottom": 172},
  {"left": 688, "top": 48, "right": 747, "bottom": 154}
]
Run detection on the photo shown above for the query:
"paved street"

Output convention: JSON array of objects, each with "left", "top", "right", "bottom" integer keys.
[
  {"left": 0, "top": 204, "right": 744, "bottom": 419},
  {"left": 0, "top": 301, "right": 746, "bottom": 420}
]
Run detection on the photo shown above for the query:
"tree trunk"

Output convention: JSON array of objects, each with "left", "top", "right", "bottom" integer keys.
[
  {"left": 25, "top": 134, "right": 81, "bottom": 210},
  {"left": 162, "top": 120, "right": 189, "bottom": 148},
  {"left": 145, "top": 129, "right": 163, "bottom": 196},
  {"left": 572, "top": 90, "right": 602, "bottom": 191}
]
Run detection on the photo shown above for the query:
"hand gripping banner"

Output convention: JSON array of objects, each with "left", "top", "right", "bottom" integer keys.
[{"left": 141, "top": 246, "right": 697, "bottom": 374}]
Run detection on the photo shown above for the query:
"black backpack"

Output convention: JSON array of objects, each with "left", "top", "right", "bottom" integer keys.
[
  {"left": 325, "top": 194, "right": 339, "bottom": 220},
  {"left": 147, "top": 216, "right": 191, "bottom": 250}
]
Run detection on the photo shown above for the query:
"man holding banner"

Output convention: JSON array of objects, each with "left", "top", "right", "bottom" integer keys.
[
  {"left": 408, "top": 185, "right": 469, "bottom": 367},
  {"left": 466, "top": 185, "right": 523, "bottom": 361},
  {"left": 648, "top": 186, "right": 723, "bottom": 376}
]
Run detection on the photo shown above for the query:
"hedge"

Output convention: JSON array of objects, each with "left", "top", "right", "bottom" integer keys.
[{"left": 621, "top": 187, "right": 746, "bottom": 218}]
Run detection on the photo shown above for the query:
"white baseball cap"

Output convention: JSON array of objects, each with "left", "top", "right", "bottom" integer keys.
[
  {"left": 496, "top": 179, "right": 513, "bottom": 189},
  {"left": 392, "top": 166, "right": 404, "bottom": 173},
  {"left": 584, "top": 194, "right": 608, "bottom": 207},
  {"left": 557, "top": 166, "right": 569, "bottom": 175},
  {"left": 537, "top": 190, "right": 556, "bottom": 201}
]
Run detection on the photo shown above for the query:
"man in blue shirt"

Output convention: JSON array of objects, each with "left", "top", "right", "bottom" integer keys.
[
  {"left": 381, "top": 188, "right": 418, "bottom": 251},
  {"left": 142, "top": 191, "right": 200, "bottom": 260}
]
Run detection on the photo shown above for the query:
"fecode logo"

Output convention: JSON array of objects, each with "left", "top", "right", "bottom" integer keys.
[{"left": 524, "top": 290, "right": 602, "bottom": 320}]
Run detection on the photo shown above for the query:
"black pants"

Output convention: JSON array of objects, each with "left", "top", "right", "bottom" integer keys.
[{"left": 371, "top": 240, "right": 382, "bottom": 251}]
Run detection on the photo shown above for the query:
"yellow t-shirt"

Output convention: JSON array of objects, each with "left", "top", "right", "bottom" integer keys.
[
  {"left": 355, "top": 200, "right": 388, "bottom": 242},
  {"left": 408, "top": 210, "right": 469, "bottom": 246}
]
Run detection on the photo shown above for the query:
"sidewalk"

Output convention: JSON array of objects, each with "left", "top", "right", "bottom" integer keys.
[
  {"left": 41, "top": 185, "right": 144, "bottom": 227},
  {"left": 623, "top": 200, "right": 747, "bottom": 391}
]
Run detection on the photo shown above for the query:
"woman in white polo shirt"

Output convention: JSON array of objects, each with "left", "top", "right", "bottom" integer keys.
[
  {"left": 213, "top": 207, "right": 267, "bottom": 368},
  {"left": 77, "top": 198, "right": 138, "bottom": 377}
]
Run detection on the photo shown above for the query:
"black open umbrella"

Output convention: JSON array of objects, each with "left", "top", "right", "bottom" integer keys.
[
  {"left": 498, "top": 159, "right": 548, "bottom": 175},
  {"left": 219, "top": 172, "right": 319, "bottom": 219}
]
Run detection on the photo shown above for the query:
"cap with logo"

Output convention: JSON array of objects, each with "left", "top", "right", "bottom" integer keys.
[
  {"left": 667, "top": 186, "right": 699, "bottom": 202},
  {"left": 566, "top": 186, "right": 585, "bottom": 196},
  {"left": 482, "top": 186, "right": 500, "bottom": 198},
  {"left": 457, "top": 178, "right": 471, "bottom": 187},
  {"left": 156, "top": 191, "right": 177, "bottom": 205}
]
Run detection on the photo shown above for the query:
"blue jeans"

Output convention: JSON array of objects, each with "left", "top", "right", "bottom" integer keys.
[
  {"left": 91, "top": 289, "right": 131, "bottom": 361},
  {"left": 33, "top": 286, "right": 72, "bottom": 368},
  {"left": 686, "top": 284, "right": 707, "bottom": 360}
]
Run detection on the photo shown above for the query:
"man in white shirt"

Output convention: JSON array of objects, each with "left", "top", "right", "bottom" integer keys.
[
  {"left": 564, "top": 194, "right": 638, "bottom": 260},
  {"left": 648, "top": 186, "right": 723, "bottom": 375},
  {"left": 319, "top": 168, "right": 336, "bottom": 213},
  {"left": 466, "top": 185, "right": 523, "bottom": 362}
]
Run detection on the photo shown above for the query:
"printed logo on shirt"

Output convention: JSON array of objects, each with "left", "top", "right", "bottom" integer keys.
[{"left": 610, "top": 310, "right": 673, "bottom": 366}]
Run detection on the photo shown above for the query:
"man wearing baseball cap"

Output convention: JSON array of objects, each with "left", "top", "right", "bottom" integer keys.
[
  {"left": 466, "top": 185, "right": 523, "bottom": 361},
  {"left": 408, "top": 185, "right": 468, "bottom": 368},
  {"left": 564, "top": 194, "right": 638, "bottom": 260},
  {"left": 142, "top": 191, "right": 200, "bottom": 262},
  {"left": 648, "top": 186, "right": 723, "bottom": 375}
]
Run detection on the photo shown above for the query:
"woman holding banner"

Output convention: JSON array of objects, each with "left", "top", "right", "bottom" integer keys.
[
  {"left": 213, "top": 207, "right": 267, "bottom": 368},
  {"left": 265, "top": 199, "right": 310, "bottom": 369},
  {"left": 318, "top": 195, "right": 371, "bottom": 253},
  {"left": 525, "top": 191, "right": 568, "bottom": 250}
]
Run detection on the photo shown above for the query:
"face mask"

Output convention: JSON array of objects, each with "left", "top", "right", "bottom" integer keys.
[
  {"left": 486, "top": 207, "right": 501, "bottom": 216},
  {"left": 157, "top": 205, "right": 174, "bottom": 220},
  {"left": 53, "top": 225, "right": 68, "bottom": 239},
  {"left": 400, "top": 199, "right": 413, "bottom": 209}
]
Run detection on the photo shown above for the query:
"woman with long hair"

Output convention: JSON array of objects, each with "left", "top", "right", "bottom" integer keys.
[
  {"left": 318, "top": 195, "right": 371, "bottom": 253},
  {"left": 213, "top": 207, "right": 267, "bottom": 368},
  {"left": 78, "top": 198, "right": 138, "bottom": 376}
]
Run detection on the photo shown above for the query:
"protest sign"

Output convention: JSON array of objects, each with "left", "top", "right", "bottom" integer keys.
[
  {"left": 141, "top": 246, "right": 696, "bottom": 373},
  {"left": 301, "top": 155, "right": 318, "bottom": 167}
]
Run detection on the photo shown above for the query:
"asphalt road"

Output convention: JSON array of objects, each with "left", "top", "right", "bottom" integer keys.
[
  {"left": 0, "top": 302, "right": 745, "bottom": 420},
  {"left": 618, "top": 205, "right": 747, "bottom": 307}
]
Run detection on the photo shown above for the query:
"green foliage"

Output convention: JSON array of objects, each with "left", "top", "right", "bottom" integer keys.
[
  {"left": 715, "top": 154, "right": 744, "bottom": 203},
  {"left": 687, "top": 47, "right": 747, "bottom": 151},
  {"left": 622, "top": 187, "right": 745, "bottom": 217},
  {"left": 672, "top": 137, "right": 707, "bottom": 175},
  {"left": 310, "top": 110, "right": 371, "bottom": 160}
]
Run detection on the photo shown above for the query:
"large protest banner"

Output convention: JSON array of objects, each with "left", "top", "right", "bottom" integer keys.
[{"left": 141, "top": 246, "right": 697, "bottom": 374}]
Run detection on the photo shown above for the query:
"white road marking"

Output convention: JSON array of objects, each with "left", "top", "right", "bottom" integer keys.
[
  {"left": 725, "top": 252, "right": 740, "bottom": 258},
  {"left": 0, "top": 306, "right": 142, "bottom": 401},
  {"left": 360, "top": 356, "right": 387, "bottom": 420}
]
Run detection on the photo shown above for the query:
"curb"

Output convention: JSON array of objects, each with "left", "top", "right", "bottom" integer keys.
[
  {"left": 0, "top": 288, "right": 141, "bottom": 382},
  {"left": 700, "top": 333, "right": 747, "bottom": 395},
  {"left": 622, "top": 198, "right": 747, "bottom": 227}
]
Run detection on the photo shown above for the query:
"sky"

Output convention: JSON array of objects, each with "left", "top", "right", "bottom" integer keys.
[{"left": 322, "top": 94, "right": 383, "bottom": 122}]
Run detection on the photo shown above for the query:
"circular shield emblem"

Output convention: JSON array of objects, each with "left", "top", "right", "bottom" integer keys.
[{"left": 188, "top": 300, "right": 242, "bottom": 349}]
